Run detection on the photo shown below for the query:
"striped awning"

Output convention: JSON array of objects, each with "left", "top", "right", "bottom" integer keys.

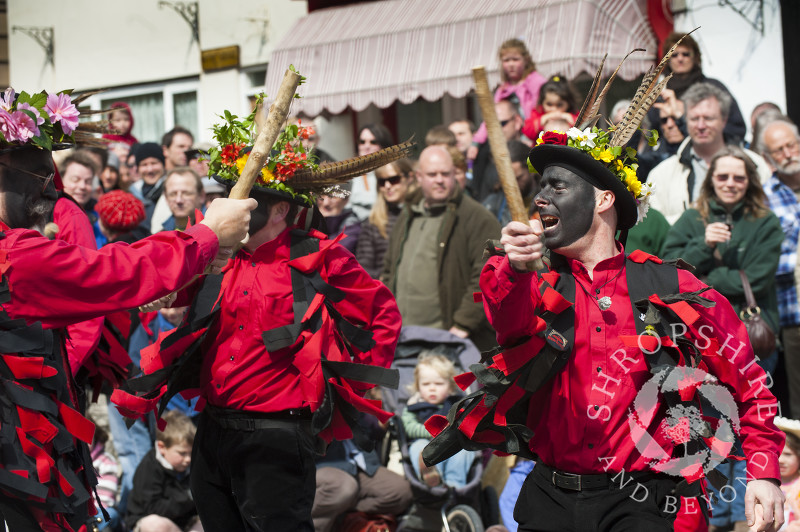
[{"left": 266, "top": 0, "right": 658, "bottom": 116}]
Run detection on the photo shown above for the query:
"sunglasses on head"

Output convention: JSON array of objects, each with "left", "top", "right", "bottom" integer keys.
[
  {"left": 377, "top": 175, "right": 403, "bottom": 187},
  {"left": 0, "top": 162, "right": 54, "bottom": 193}
]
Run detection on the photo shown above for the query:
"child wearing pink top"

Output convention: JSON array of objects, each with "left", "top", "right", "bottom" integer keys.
[{"left": 468, "top": 38, "right": 546, "bottom": 158}]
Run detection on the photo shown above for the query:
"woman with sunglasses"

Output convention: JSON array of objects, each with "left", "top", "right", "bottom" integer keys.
[
  {"left": 647, "top": 32, "right": 747, "bottom": 146},
  {"left": 355, "top": 158, "right": 415, "bottom": 278},
  {"left": 349, "top": 124, "right": 394, "bottom": 221},
  {"left": 663, "top": 145, "right": 781, "bottom": 357},
  {"left": 662, "top": 145, "right": 783, "bottom": 531}
]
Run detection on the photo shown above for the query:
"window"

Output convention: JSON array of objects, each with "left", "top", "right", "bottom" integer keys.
[{"left": 87, "top": 79, "right": 199, "bottom": 144}]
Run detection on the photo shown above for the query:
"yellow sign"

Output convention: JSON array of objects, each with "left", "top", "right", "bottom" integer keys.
[{"left": 201, "top": 45, "right": 240, "bottom": 72}]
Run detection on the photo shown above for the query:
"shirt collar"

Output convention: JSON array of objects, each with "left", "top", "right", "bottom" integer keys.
[
  {"left": 243, "top": 226, "right": 293, "bottom": 261},
  {"left": 566, "top": 241, "right": 626, "bottom": 280}
]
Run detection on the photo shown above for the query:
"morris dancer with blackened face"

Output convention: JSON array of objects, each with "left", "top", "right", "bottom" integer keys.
[{"left": 422, "top": 42, "right": 786, "bottom": 532}]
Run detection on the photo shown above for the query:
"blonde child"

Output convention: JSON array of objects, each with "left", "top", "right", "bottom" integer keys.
[
  {"left": 125, "top": 410, "right": 203, "bottom": 532},
  {"left": 403, "top": 352, "right": 476, "bottom": 487},
  {"left": 467, "top": 38, "right": 546, "bottom": 160},
  {"left": 521, "top": 75, "right": 579, "bottom": 140}
]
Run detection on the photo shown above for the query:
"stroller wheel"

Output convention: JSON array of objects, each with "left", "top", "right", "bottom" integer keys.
[{"left": 445, "top": 504, "right": 484, "bottom": 532}]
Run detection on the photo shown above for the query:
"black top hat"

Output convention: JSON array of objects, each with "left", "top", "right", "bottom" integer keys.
[
  {"left": 212, "top": 173, "right": 310, "bottom": 206},
  {"left": 528, "top": 144, "right": 639, "bottom": 230}
]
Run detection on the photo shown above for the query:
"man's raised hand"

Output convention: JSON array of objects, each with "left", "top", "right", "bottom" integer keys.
[{"left": 501, "top": 219, "right": 543, "bottom": 272}]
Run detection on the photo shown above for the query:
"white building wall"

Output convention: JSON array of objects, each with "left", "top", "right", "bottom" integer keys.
[
  {"left": 7, "top": 0, "right": 307, "bottom": 142},
  {"left": 676, "top": 0, "right": 785, "bottom": 141}
]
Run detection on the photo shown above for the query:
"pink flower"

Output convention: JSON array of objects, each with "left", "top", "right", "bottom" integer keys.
[
  {"left": 10, "top": 109, "right": 39, "bottom": 141},
  {"left": 45, "top": 92, "right": 79, "bottom": 135},
  {"left": 0, "top": 88, "right": 15, "bottom": 112},
  {"left": 17, "top": 103, "right": 44, "bottom": 126},
  {"left": 0, "top": 108, "right": 20, "bottom": 142}
]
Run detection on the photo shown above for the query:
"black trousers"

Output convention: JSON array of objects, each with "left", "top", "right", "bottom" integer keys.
[
  {"left": 190, "top": 409, "right": 317, "bottom": 532},
  {"left": 514, "top": 466, "right": 681, "bottom": 532},
  {"left": 0, "top": 501, "right": 40, "bottom": 532}
]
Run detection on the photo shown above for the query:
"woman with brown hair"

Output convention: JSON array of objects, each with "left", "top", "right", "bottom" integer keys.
[
  {"left": 663, "top": 145, "right": 782, "bottom": 360},
  {"left": 662, "top": 144, "right": 783, "bottom": 531},
  {"left": 355, "top": 158, "right": 415, "bottom": 278}
]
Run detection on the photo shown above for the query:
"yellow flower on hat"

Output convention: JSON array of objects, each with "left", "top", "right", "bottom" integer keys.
[{"left": 597, "top": 149, "right": 614, "bottom": 163}]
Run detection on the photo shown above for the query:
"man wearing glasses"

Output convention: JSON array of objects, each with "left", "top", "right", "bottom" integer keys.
[
  {"left": 648, "top": 82, "right": 772, "bottom": 224},
  {"left": 471, "top": 99, "right": 525, "bottom": 202},
  {"left": 760, "top": 119, "right": 800, "bottom": 420}
]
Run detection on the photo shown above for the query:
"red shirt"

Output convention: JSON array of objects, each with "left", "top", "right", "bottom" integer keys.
[
  {"left": 480, "top": 248, "right": 783, "bottom": 480},
  {"left": 53, "top": 197, "right": 104, "bottom": 374},
  {"left": 197, "top": 227, "right": 400, "bottom": 413},
  {"left": 2, "top": 223, "right": 218, "bottom": 328},
  {"left": 0, "top": 222, "right": 217, "bottom": 531}
]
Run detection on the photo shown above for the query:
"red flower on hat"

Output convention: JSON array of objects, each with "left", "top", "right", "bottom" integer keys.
[
  {"left": 221, "top": 143, "right": 244, "bottom": 166},
  {"left": 541, "top": 131, "right": 568, "bottom": 146}
]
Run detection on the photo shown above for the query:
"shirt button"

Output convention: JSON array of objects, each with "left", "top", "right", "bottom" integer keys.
[
  {"left": 243, "top": 290, "right": 248, "bottom": 295},
  {"left": 588, "top": 443, "right": 594, "bottom": 449},
  {"left": 230, "top": 356, "right": 234, "bottom": 361},
  {"left": 596, "top": 326, "right": 601, "bottom": 332},
  {"left": 251, "top": 262, "right": 256, "bottom": 267},
  {"left": 596, "top": 366, "right": 602, "bottom": 372},
  {"left": 239, "top": 325, "right": 244, "bottom": 330},
  {"left": 594, "top": 405, "right": 599, "bottom": 411},
  {"left": 439, "top": 242, "right": 445, "bottom": 248},
  {"left": 595, "top": 288, "right": 600, "bottom": 294},
  {"left": 216, "top": 384, "right": 221, "bottom": 389}
]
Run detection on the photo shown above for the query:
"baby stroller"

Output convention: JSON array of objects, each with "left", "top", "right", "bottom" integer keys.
[{"left": 381, "top": 326, "right": 500, "bottom": 532}]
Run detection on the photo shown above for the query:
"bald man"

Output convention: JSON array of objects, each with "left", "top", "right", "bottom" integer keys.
[{"left": 381, "top": 145, "right": 501, "bottom": 350}]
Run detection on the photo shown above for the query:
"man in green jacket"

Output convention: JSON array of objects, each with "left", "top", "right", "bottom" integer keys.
[{"left": 381, "top": 145, "right": 501, "bottom": 351}]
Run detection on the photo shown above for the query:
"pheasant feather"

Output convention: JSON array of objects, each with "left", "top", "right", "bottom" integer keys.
[
  {"left": 610, "top": 28, "right": 698, "bottom": 147},
  {"left": 580, "top": 49, "right": 645, "bottom": 129},
  {"left": 575, "top": 54, "right": 607, "bottom": 129},
  {"left": 288, "top": 138, "right": 415, "bottom": 189}
]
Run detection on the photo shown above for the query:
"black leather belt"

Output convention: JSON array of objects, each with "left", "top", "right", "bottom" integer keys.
[
  {"left": 535, "top": 462, "right": 661, "bottom": 492},
  {"left": 204, "top": 405, "right": 312, "bottom": 431}
]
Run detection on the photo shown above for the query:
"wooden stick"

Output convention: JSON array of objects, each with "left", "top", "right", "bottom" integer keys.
[
  {"left": 229, "top": 68, "right": 302, "bottom": 200},
  {"left": 472, "top": 66, "right": 543, "bottom": 271}
]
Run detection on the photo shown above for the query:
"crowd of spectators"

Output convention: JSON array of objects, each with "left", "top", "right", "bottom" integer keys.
[{"left": 60, "top": 30, "right": 800, "bottom": 532}]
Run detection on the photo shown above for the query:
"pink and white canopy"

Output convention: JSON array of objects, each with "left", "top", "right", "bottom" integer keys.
[{"left": 266, "top": 0, "right": 658, "bottom": 116}]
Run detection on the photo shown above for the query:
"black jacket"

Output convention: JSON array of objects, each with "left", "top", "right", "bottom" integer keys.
[{"left": 125, "top": 448, "right": 197, "bottom": 530}]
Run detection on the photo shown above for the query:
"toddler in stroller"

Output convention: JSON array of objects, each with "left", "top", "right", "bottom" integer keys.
[
  {"left": 403, "top": 352, "right": 477, "bottom": 489},
  {"left": 383, "top": 326, "right": 498, "bottom": 532}
]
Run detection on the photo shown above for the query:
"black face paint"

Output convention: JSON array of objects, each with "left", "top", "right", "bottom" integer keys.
[
  {"left": 534, "top": 166, "right": 596, "bottom": 251},
  {"left": 248, "top": 201, "right": 271, "bottom": 235}
]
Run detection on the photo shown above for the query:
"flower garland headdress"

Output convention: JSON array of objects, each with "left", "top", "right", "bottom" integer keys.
[
  {"left": 530, "top": 31, "right": 697, "bottom": 225},
  {"left": 0, "top": 88, "right": 108, "bottom": 151},
  {"left": 208, "top": 94, "right": 413, "bottom": 206}
]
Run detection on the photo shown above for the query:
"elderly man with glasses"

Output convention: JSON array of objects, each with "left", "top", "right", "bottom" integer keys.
[{"left": 760, "top": 118, "right": 800, "bottom": 419}]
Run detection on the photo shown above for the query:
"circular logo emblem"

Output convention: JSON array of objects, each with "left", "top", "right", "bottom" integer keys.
[{"left": 628, "top": 365, "right": 740, "bottom": 480}]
